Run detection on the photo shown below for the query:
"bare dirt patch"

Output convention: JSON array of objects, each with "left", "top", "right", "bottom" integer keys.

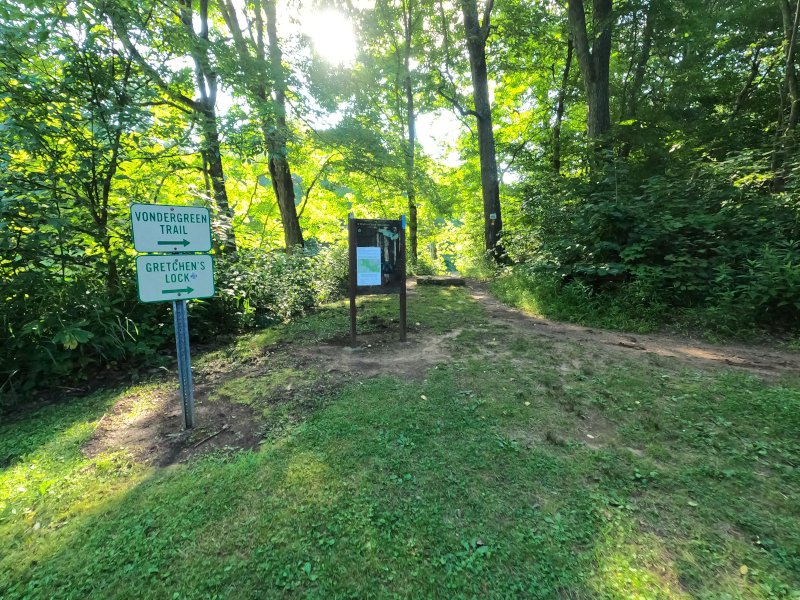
[
  {"left": 295, "top": 328, "right": 460, "bottom": 380},
  {"left": 83, "top": 385, "right": 262, "bottom": 467},
  {"left": 83, "top": 303, "right": 459, "bottom": 466},
  {"left": 468, "top": 281, "right": 800, "bottom": 377}
]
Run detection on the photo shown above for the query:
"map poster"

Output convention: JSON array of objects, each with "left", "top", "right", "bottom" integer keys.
[{"left": 356, "top": 247, "right": 382, "bottom": 286}]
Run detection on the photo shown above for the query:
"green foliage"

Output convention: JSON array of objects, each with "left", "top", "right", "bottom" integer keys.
[
  {"left": 492, "top": 269, "right": 669, "bottom": 333},
  {"left": 200, "top": 245, "right": 348, "bottom": 333},
  {"left": 1, "top": 244, "right": 348, "bottom": 408},
  {"left": 512, "top": 152, "right": 800, "bottom": 334},
  {"left": 408, "top": 255, "right": 439, "bottom": 276},
  {"left": 0, "top": 271, "right": 169, "bottom": 406}
]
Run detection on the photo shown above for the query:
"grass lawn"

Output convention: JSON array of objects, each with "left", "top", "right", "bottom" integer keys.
[{"left": 1, "top": 285, "right": 799, "bottom": 598}]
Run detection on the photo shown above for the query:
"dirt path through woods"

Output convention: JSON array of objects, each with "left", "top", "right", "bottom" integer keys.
[{"left": 467, "top": 280, "right": 800, "bottom": 378}]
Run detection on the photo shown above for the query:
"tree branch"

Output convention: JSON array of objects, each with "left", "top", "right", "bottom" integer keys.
[
  {"left": 297, "top": 155, "right": 334, "bottom": 219},
  {"left": 108, "top": 17, "right": 199, "bottom": 112},
  {"left": 728, "top": 45, "right": 763, "bottom": 124},
  {"left": 567, "top": 0, "right": 592, "bottom": 87},
  {"left": 480, "top": 0, "right": 494, "bottom": 40},
  {"left": 436, "top": 83, "right": 481, "bottom": 120}
]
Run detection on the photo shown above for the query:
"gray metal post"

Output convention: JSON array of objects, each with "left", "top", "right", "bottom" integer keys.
[{"left": 172, "top": 300, "right": 195, "bottom": 429}]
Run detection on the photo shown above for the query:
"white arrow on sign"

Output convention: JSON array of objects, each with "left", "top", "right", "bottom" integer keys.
[
  {"left": 136, "top": 254, "right": 215, "bottom": 303},
  {"left": 130, "top": 203, "right": 212, "bottom": 253}
]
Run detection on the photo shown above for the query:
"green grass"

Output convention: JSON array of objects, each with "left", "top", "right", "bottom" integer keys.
[
  {"left": 195, "top": 285, "right": 486, "bottom": 364},
  {"left": 1, "top": 286, "right": 799, "bottom": 598}
]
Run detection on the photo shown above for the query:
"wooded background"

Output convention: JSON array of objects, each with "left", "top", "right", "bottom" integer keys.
[{"left": 1, "top": 0, "right": 798, "bottom": 404}]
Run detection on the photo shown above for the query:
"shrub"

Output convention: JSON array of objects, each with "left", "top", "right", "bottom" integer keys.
[
  {"left": 189, "top": 245, "right": 347, "bottom": 337},
  {"left": 511, "top": 151, "right": 800, "bottom": 334},
  {"left": 1, "top": 244, "right": 349, "bottom": 409},
  {"left": 409, "top": 256, "right": 439, "bottom": 276},
  {"left": 1, "top": 273, "right": 169, "bottom": 408}
]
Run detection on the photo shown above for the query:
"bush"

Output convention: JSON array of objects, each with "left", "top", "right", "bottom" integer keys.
[
  {"left": 409, "top": 256, "right": 439, "bottom": 276},
  {"left": 1, "top": 244, "right": 349, "bottom": 409},
  {"left": 511, "top": 151, "right": 800, "bottom": 334},
  {"left": 0, "top": 272, "right": 170, "bottom": 407},
  {"left": 492, "top": 268, "right": 669, "bottom": 333},
  {"left": 199, "top": 244, "right": 348, "bottom": 334}
]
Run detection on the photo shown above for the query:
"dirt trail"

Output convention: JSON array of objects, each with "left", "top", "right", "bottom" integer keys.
[{"left": 468, "top": 281, "right": 800, "bottom": 377}]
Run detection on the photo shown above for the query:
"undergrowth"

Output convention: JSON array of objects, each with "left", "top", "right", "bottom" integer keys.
[{"left": 492, "top": 268, "right": 799, "bottom": 341}]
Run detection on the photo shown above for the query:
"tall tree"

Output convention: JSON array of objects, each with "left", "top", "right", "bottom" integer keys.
[
  {"left": 779, "top": 0, "right": 800, "bottom": 133},
  {"left": 399, "top": 0, "right": 420, "bottom": 264},
  {"left": 108, "top": 0, "right": 237, "bottom": 254},
  {"left": 618, "top": 0, "right": 656, "bottom": 157},
  {"left": 773, "top": 0, "right": 800, "bottom": 184},
  {"left": 264, "top": 0, "right": 304, "bottom": 249},
  {"left": 567, "top": 0, "right": 613, "bottom": 143},
  {"left": 552, "top": 35, "right": 574, "bottom": 174},
  {"left": 620, "top": 0, "right": 656, "bottom": 123},
  {"left": 459, "top": 0, "right": 505, "bottom": 261},
  {"left": 218, "top": 0, "right": 304, "bottom": 251}
]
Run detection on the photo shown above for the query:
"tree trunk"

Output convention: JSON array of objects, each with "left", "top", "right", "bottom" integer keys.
[
  {"left": 623, "top": 0, "right": 655, "bottom": 122},
  {"left": 263, "top": 0, "right": 304, "bottom": 250},
  {"left": 728, "top": 46, "right": 762, "bottom": 123},
  {"left": 773, "top": 0, "right": 800, "bottom": 186},
  {"left": 553, "top": 36, "right": 573, "bottom": 174},
  {"left": 780, "top": 0, "right": 800, "bottom": 133},
  {"left": 218, "top": 0, "right": 303, "bottom": 251},
  {"left": 200, "top": 107, "right": 237, "bottom": 253},
  {"left": 179, "top": 0, "right": 237, "bottom": 255},
  {"left": 402, "top": 3, "right": 418, "bottom": 264},
  {"left": 109, "top": 0, "right": 238, "bottom": 254},
  {"left": 567, "top": 0, "right": 614, "bottom": 148},
  {"left": 268, "top": 151, "right": 303, "bottom": 249},
  {"left": 617, "top": 1, "right": 655, "bottom": 158},
  {"left": 460, "top": 0, "right": 505, "bottom": 262}
]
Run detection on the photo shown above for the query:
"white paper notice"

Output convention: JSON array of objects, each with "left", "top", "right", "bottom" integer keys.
[{"left": 356, "top": 246, "right": 382, "bottom": 286}]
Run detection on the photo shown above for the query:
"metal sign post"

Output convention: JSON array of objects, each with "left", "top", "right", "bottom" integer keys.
[
  {"left": 348, "top": 215, "right": 358, "bottom": 344},
  {"left": 172, "top": 300, "right": 195, "bottom": 429},
  {"left": 399, "top": 217, "right": 407, "bottom": 342},
  {"left": 348, "top": 213, "right": 407, "bottom": 346},
  {"left": 131, "top": 203, "right": 214, "bottom": 430}
]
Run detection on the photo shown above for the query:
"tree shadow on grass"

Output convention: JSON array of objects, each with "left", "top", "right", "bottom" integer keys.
[
  {"left": 0, "top": 385, "right": 132, "bottom": 470},
  {"left": 4, "top": 366, "right": 799, "bottom": 599}
]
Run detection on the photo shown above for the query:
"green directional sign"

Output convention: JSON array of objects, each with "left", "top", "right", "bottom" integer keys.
[
  {"left": 130, "top": 203, "right": 212, "bottom": 253},
  {"left": 135, "top": 254, "right": 215, "bottom": 303}
]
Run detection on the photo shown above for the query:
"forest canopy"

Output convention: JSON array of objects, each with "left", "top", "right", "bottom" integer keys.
[{"left": 1, "top": 0, "right": 799, "bottom": 403}]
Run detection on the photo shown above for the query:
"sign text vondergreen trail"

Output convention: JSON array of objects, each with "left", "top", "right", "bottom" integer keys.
[
  {"left": 132, "top": 211, "right": 209, "bottom": 223},
  {"left": 130, "top": 204, "right": 212, "bottom": 253}
]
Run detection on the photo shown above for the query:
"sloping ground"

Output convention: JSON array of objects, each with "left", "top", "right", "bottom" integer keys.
[
  {"left": 1, "top": 282, "right": 799, "bottom": 599},
  {"left": 81, "top": 284, "right": 468, "bottom": 467},
  {"left": 469, "top": 281, "right": 800, "bottom": 378}
]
